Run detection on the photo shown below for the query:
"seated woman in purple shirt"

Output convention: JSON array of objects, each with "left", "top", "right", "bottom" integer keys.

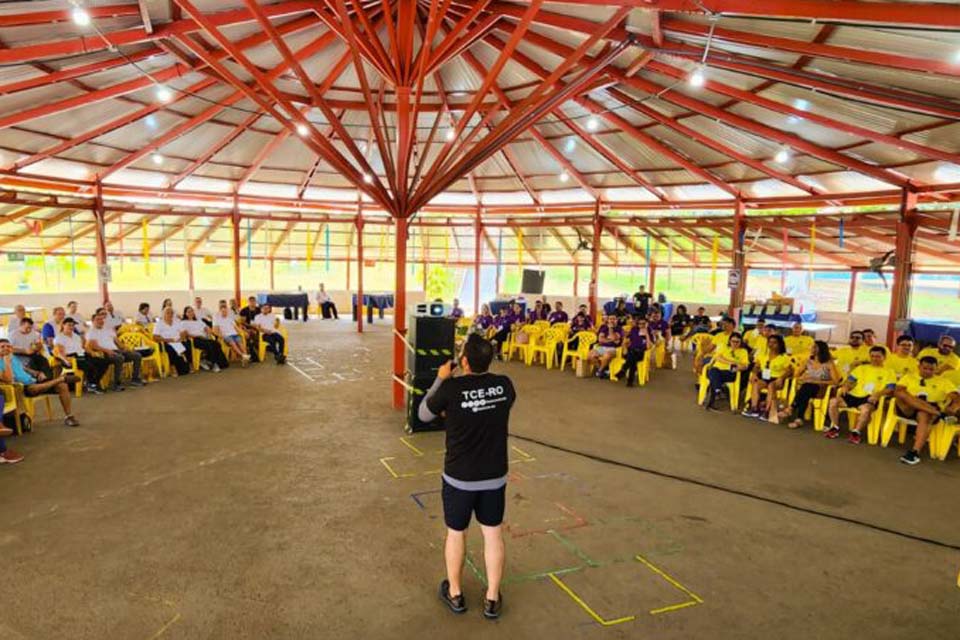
[
  {"left": 570, "top": 304, "right": 593, "bottom": 332},
  {"left": 491, "top": 307, "right": 515, "bottom": 358},
  {"left": 449, "top": 298, "right": 464, "bottom": 319},
  {"left": 473, "top": 304, "right": 494, "bottom": 333},
  {"left": 646, "top": 308, "right": 672, "bottom": 365},
  {"left": 622, "top": 318, "right": 652, "bottom": 387},
  {"left": 588, "top": 315, "right": 623, "bottom": 378},
  {"left": 548, "top": 301, "right": 569, "bottom": 324}
]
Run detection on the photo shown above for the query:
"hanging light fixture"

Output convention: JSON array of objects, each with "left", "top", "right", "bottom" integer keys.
[
  {"left": 774, "top": 146, "right": 791, "bottom": 164},
  {"left": 151, "top": 153, "right": 164, "bottom": 165},
  {"left": 586, "top": 116, "right": 599, "bottom": 132},
  {"left": 559, "top": 170, "right": 570, "bottom": 183},
  {"left": 363, "top": 173, "right": 374, "bottom": 184},
  {"left": 296, "top": 123, "right": 309, "bottom": 136},
  {"left": 155, "top": 85, "right": 173, "bottom": 102},
  {"left": 71, "top": 6, "right": 92, "bottom": 27},
  {"left": 445, "top": 129, "right": 456, "bottom": 142},
  {"left": 688, "top": 66, "right": 706, "bottom": 88}
]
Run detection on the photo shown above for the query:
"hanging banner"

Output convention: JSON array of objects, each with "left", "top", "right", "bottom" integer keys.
[
  {"left": 950, "top": 208, "right": 959, "bottom": 242},
  {"left": 68, "top": 214, "right": 76, "bottom": 279},
  {"left": 667, "top": 238, "right": 673, "bottom": 288},
  {"left": 710, "top": 236, "right": 719, "bottom": 293},
  {"left": 645, "top": 234, "right": 651, "bottom": 285},
  {"left": 838, "top": 218, "right": 845, "bottom": 248},
  {"left": 809, "top": 222, "right": 816, "bottom": 273},
  {"left": 325, "top": 225, "right": 331, "bottom": 272},
  {"left": 306, "top": 226, "right": 314, "bottom": 269},
  {"left": 142, "top": 218, "right": 150, "bottom": 275}
]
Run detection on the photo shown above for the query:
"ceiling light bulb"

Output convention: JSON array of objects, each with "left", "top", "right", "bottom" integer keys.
[
  {"left": 358, "top": 142, "right": 367, "bottom": 153},
  {"left": 296, "top": 123, "right": 309, "bottom": 136},
  {"left": 586, "top": 116, "right": 599, "bottom": 132},
  {"left": 363, "top": 173, "right": 373, "bottom": 184},
  {"left": 564, "top": 138, "right": 576, "bottom": 153},
  {"left": 688, "top": 66, "right": 706, "bottom": 88},
  {"left": 71, "top": 7, "right": 91, "bottom": 27},
  {"left": 559, "top": 170, "right": 570, "bottom": 183},
  {"left": 954, "top": 49, "right": 960, "bottom": 63},
  {"left": 155, "top": 85, "right": 173, "bottom": 102},
  {"left": 445, "top": 129, "right": 456, "bottom": 142},
  {"left": 151, "top": 153, "right": 164, "bottom": 165},
  {"left": 774, "top": 147, "right": 791, "bottom": 164}
]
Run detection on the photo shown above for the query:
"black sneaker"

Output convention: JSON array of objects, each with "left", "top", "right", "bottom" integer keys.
[
  {"left": 129, "top": 379, "right": 145, "bottom": 387},
  {"left": 483, "top": 593, "right": 502, "bottom": 619},
  {"left": 85, "top": 384, "right": 103, "bottom": 395},
  {"left": 111, "top": 385, "right": 125, "bottom": 392},
  {"left": 439, "top": 580, "right": 466, "bottom": 614},
  {"left": 899, "top": 449, "right": 921, "bottom": 465}
]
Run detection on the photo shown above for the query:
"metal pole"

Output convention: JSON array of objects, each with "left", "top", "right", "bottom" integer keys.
[
  {"left": 885, "top": 188, "right": 918, "bottom": 346},
  {"left": 231, "top": 199, "right": 241, "bottom": 305},
  {"left": 589, "top": 199, "right": 601, "bottom": 318},
  {"left": 93, "top": 180, "right": 110, "bottom": 301},
  {"left": 393, "top": 215, "right": 408, "bottom": 410},
  {"left": 356, "top": 212, "right": 364, "bottom": 334},
  {"left": 729, "top": 199, "right": 747, "bottom": 318},
  {"left": 473, "top": 210, "right": 482, "bottom": 314}
]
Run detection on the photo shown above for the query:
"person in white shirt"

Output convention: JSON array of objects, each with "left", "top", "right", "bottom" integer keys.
[
  {"left": 53, "top": 317, "right": 108, "bottom": 394},
  {"left": 103, "top": 300, "right": 124, "bottom": 330},
  {"left": 181, "top": 307, "right": 228, "bottom": 372},
  {"left": 250, "top": 304, "right": 286, "bottom": 364},
  {"left": 42, "top": 306, "right": 66, "bottom": 350},
  {"left": 5, "top": 304, "right": 26, "bottom": 335},
  {"left": 194, "top": 297, "right": 214, "bottom": 327},
  {"left": 135, "top": 303, "right": 152, "bottom": 327},
  {"left": 86, "top": 308, "right": 144, "bottom": 391},
  {"left": 213, "top": 300, "right": 250, "bottom": 366},
  {"left": 317, "top": 282, "right": 338, "bottom": 320},
  {"left": 66, "top": 300, "right": 86, "bottom": 335},
  {"left": 10, "top": 317, "right": 53, "bottom": 379},
  {"left": 153, "top": 306, "right": 191, "bottom": 376}
]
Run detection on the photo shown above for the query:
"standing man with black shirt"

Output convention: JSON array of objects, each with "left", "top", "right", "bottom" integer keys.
[
  {"left": 633, "top": 285, "right": 653, "bottom": 318},
  {"left": 419, "top": 334, "right": 516, "bottom": 619}
]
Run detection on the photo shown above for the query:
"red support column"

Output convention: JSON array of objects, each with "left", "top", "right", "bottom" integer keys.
[
  {"left": 847, "top": 270, "right": 859, "bottom": 313},
  {"left": 886, "top": 189, "right": 918, "bottom": 346},
  {"left": 393, "top": 215, "right": 409, "bottom": 410},
  {"left": 729, "top": 198, "right": 747, "bottom": 319},
  {"left": 269, "top": 257, "right": 275, "bottom": 290},
  {"left": 588, "top": 200, "right": 602, "bottom": 319},
  {"left": 356, "top": 214, "right": 364, "bottom": 334},
  {"left": 93, "top": 180, "right": 109, "bottom": 302},
  {"left": 649, "top": 262, "right": 658, "bottom": 295},
  {"left": 187, "top": 256, "right": 195, "bottom": 293},
  {"left": 573, "top": 263, "right": 579, "bottom": 302},
  {"left": 473, "top": 211, "right": 482, "bottom": 314},
  {"left": 231, "top": 202, "right": 241, "bottom": 305}
]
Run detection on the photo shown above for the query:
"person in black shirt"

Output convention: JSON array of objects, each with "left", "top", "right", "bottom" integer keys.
[
  {"left": 419, "top": 334, "right": 516, "bottom": 619},
  {"left": 238, "top": 296, "right": 261, "bottom": 362},
  {"left": 632, "top": 285, "right": 652, "bottom": 317},
  {"left": 239, "top": 296, "right": 260, "bottom": 325},
  {"left": 612, "top": 298, "right": 630, "bottom": 326}
]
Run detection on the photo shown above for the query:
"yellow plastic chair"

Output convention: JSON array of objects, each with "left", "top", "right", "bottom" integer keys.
[
  {"left": 533, "top": 320, "right": 551, "bottom": 332},
  {"left": 697, "top": 367, "right": 741, "bottom": 410},
  {"left": 508, "top": 325, "right": 540, "bottom": 364},
  {"left": 258, "top": 325, "right": 290, "bottom": 362},
  {"left": 878, "top": 402, "right": 945, "bottom": 458},
  {"left": 560, "top": 331, "right": 596, "bottom": 372},
  {"left": 2, "top": 382, "right": 53, "bottom": 431},
  {"left": 610, "top": 347, "right": 650, "bottom": 386},
  {"left": 745, "top": 376, "right": 794, "bottom": 413},
  {"left": 803, "top": 385, "right": 835, "bottom": 432},
  {"left": 1, "top": 383, "right": 23, "bottom": 435},
  {"left": 116, "top": 332, "right": 164, "bottom": 380},
  {"left": 528, "top": 328, "right": 562, "bottom": 368},
  {"left": 832, "top": 395, "right": 888, "bottom": 444},
  {"left": 933, "top": 422, "right": 959, "bottom": 460}
]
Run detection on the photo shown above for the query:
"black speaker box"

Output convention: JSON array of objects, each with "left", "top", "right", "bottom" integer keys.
[
  {"left": 521, "top": 269, "right": 545, "bottom": 294},
  {"left": 407, "top": 316, "right": 456, "bottom": 375},
  {"left": 407, "top": 374, "right": 445, "bottom": 433}
]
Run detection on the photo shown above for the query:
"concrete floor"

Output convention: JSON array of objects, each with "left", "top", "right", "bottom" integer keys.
[{"left": 3, "top": 320, "right": 958, "bottom": 639}]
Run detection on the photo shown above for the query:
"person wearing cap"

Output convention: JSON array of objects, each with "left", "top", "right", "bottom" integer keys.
[{"left": 53, "top": 317, "right": 108, "bottom": 394}]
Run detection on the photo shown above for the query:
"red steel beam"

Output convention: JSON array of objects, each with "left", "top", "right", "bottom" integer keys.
[{"left": 0, "top": 4, "right": 141, "bottom": 27}]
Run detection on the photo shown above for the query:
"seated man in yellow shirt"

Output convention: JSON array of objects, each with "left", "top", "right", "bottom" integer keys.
[
  {"left": 694, "top": 317, "right": 735, "bottom": 376},
  {"left": 784, "top": 322, "right": 815, "bottom": 357},
  {"left": 702, "top": 332, "right": 750, "bottom": 411},
  {"left": 742, "top": 334, "right": 793, "bottom": 421},
  {"left": 862, "top": 328, "right": 888, "bottom": 355},
  {"left": 748, "top": 322, "right": 775, "bottom": 363},
  {"left": 885, "top": 335, "right": 919, "bottom": 379},
  {"left": 917, "top": 336, "right": 959, "bottom": 375},
  {"left": 832, "top": 331, "right": 868, "bottom": 377},
  {"left": 825, "top": 346, "right": 897, "bottom": 445},
  {"left": 742, "top": 319, "right": 766, "bottom": 352},
  {"left": 893, "top": 356, "right": 960, "bottom": 466}
]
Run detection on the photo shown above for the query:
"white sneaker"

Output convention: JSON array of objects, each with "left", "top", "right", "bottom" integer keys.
[
  {"left": 241, "top": 354, "right": 251, "bottom": 361},
  {"left": 199, "top": 361, "right": 211, "bottom": 371},
  {"left": 212, "top": 364, "right": 221, "bottom": 373}
]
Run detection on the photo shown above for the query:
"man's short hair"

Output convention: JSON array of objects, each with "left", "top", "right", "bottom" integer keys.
[
  {"left": 463, "top": 334, "right": 494, "bottom": 373},
  {"left": 896, "top": 335, "right": 914, "bottom": 345},
  {"left": 0, "top": 338, "right": 9, "bottom": 345},
  {"left": 62, "top": 317, "right": 76, "bottom": 326},
  {"left": 94, "top": 307, "right": 105, "bottom": 316},
  {"left": 863, "top": 328, "right": 875, "bottom": 335},
  {"left": 919, "top": 356, "right": 938, "bottom": 367},
  {"left": 869, "top": 346, "right": 886, "bottom": 355},
  {"left": 67, "top": 300, "right": 77, "bottom": 306},
  {"left": 20, "top": 317, "right": 33, "bottom": 326},
  {"left": 850, "top": 331, "right": 864, "bottom": 338}
]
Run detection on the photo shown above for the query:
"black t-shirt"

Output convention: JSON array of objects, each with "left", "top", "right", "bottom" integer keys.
[
  {"left": 239, "top": 306, "right": 260, "bottom": 325},
  {"left": 426, "top": 372, "right": 516, "bottom": 482},
  {"left": 633, "top": 292, "right": 652, "bottom": 314}
]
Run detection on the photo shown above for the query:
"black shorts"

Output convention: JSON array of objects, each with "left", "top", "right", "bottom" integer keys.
[
  {"left": 441, "top": 479, "right": 506, "bottom": 531},
  {"left": 842, "top": 394, "right": 871, "bottom": 409}
]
